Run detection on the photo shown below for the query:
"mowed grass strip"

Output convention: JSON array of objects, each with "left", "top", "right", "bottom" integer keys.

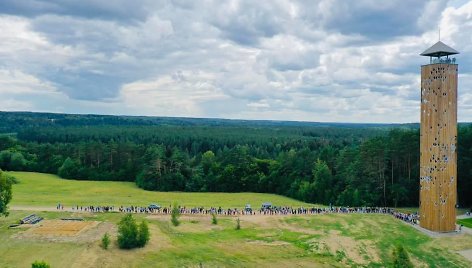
[
  {"left": 7, "top": 171, "right": 312, "bottom": 208},
  {"left": 458, "top": 218, "right": 472, "bottom": 228}
]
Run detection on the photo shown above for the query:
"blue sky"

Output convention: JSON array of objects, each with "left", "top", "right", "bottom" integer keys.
[{"left": 0, "top": 0, "right": 471, "bottom": 123}]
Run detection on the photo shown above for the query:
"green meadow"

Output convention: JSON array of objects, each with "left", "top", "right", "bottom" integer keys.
[
  {"left": 1, "top": 210, "right": 472, "bottom": 267},
  {"left": 8, "top": 172, "right": 311, "bottom": 208},
  {"left": 1, "top": 172, "right": 472, "bottom": 267}
]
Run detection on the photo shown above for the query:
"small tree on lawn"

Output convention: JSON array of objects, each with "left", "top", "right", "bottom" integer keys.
[
  {"left": 235, "top": 217, "right": 241, "bottom": 230},
  {"left": 392, "top": 245, "right": 413, "bottom": 268},
  {"left": 171, "top": 203, "right": 180, "bottom": 227},
  {"left": 32, "top": 260, "right": 50, "bottom": 268},
  {"left": 211, "top": 213, "right": 218, "bottom": 225},
  {"left": 101, "top": 232, "right": 110, "bottom": 249},
  {"left": 117, "top": 214, "right": 139, "bottom": 249},
  {"left": 0, "top": 170, "right": 13, "bottom": 217},
  {"left": 137, "top": 220, "right": 150, "bottom": 247}
]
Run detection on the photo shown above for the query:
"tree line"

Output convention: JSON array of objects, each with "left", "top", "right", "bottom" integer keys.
[{"left": 1, "top": 113, "right": 472, "bottom": 208}]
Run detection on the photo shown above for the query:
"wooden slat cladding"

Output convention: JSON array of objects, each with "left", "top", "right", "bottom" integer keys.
[{"left": 419, "top": 63, "right": 458, "bottom": 232}]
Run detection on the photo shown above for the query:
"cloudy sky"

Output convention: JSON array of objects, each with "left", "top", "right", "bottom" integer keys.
[{"left": 0, "top": 0, "right": 471, "bottom": 123}]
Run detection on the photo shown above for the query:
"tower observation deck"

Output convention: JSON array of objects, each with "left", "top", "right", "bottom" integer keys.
[{"left": 419, "top": 41, "right": 459, "bottom": 232}]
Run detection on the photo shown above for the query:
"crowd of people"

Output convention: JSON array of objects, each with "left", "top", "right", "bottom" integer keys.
[
  {"left": 392, "top": 211, "right": 419, "bottom": 224},
  {"left": 68, "top": 205, "right": 116, "bottom": 212},
  {"left": 56, "top": 203, "right": 419, "bottom": 225}
]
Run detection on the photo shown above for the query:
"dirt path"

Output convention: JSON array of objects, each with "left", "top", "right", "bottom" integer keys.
[
  {"left": 11, "top": 205, "right": 62, "bottom": 212},
  {"left": 458, "top": 249, "right": 472, "bottom": 262}
]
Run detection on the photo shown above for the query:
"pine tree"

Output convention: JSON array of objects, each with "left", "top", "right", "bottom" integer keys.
[
  {"left": 101, "top": 232, "right": 110, "bottom": 249},
  {"left": 117, "top": 214, "right": 139, "bottom": 249},
  {"left": 211, "top": 213, "right": 218, "bottom": 225},
  {"left": 392, "top": 245, "right": 413, "bottom": 268},
  {"left": 171, "top": 204, "right": 181, "bottom": 227},
  {"left": 137, "top": 220, "right": 150, "bottom": 247}
]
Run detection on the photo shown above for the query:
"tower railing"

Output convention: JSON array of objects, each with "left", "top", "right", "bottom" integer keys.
[{"left": 429, "top": 57, "right": 457, "bottom": 64}]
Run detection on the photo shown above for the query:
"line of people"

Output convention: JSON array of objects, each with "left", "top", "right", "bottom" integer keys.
[
  {"left": 392, "top": 211, "right": 419, "bottom": 224},
  {"left": 56, "top": 203, "right": 418, "bottom": 225},
  {"left": 69, "top": 205, "right": 115, "bottom": 212}
]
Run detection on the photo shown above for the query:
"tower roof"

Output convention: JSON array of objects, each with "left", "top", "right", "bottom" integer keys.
[{"left": 420, "top": 41, "right": 459, "bottom": 57}]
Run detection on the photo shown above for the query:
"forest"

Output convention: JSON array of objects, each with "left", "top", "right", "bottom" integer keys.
[{"left": 1, "top": 111, "right": 472, "bottom": 208}]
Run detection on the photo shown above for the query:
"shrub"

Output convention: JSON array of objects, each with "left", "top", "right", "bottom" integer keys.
[
  {"left": 101, "top": 232, "right": 110, "bottom": 249},
  {"left": 137, "top": 220, "right": 150, "bottom": 247},
  {"left": 392, "top": 245, "right": 413, "bottom": 268},
  {"left": 235, "top": 217, "right": 241, "bottom": 230},
  {"left": 32, "top": 260, "right": 50, "bottom": 268},
  {"left": 171, "top": 204, "right": 180, "bottom": 227},
  {"left": 0, "top": 170, "right": 13, "bottom": 217},
  {"left": 57, "top": 157, "right": 80, "bottom": 179},
  {"left": 117, "top": 214, "right": 139, "bottom": 249},
  {"left": 117, "top": 214, "right": 151, "bottom": 249},
  {"left": 211, "top": 213, "right": 218, "bottom": 225}
]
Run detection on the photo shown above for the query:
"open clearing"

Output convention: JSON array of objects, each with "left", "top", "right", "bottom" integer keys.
[
  {"left": 2, "top": 211, "right": 472, "bottom": 267},
  {"left": 7, "top": 171, "right": 311, "bottom": 208},
  {"left": 28, "top": 220, "right": 98, "bottom": 236},
  {"left": 1, "top": 172, "right": 472, "bottom": 267}
]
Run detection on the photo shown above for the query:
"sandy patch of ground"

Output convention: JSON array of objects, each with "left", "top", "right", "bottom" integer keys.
[
  {"left": 277, "top": 219, "right": 324, "bottom": 235},
  {"left": 13, "top": 220, "right": 114, "bottom": 243},
  {"left": 30, "top": 220, "right": 97, "bottom": 236},
  {"left": 70, "top": 223, "right": 173, "bottom": 268},
  {"left": 178, "top": 222, "right": 224, "bottom": 233},
  {"left": 310, "top": 230, "right": 380, "bottom": 265},
  {"left": 458, "top": 249, "right": 472, "bottom": 262}
]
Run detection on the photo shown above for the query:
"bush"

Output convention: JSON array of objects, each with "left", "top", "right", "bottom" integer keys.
[
  {"left": 32, "top": 260, "right": 50, "bottom": 268},
  {"left": 211, "top": 213, "right": 218, "bottom": 225},
  {"left": 57, "top": 157, "right": 80, "bottom": 179},
  {"left": 137, "top": 220, "right": 150, "bottom": 247},
  {"left": 235, "top": 217, "right": 241, "bottom": 230},
  {"left": 117, "top": 214, "right": 150, "bottom": 249},
  {"left": 392, "top": 245, "right": 413, "bottom": 268},
  {"left": 101, "top": 232, "right": 110, "bottom": 249},
  {"left": 117, "top": 214, "right": 139, "bottom": 249},
  {"left": 171, "top": 204, "right": 180, "bottom": 227},
  {"left": 0, "top": 170, "right": 13, "bottom": 217}
]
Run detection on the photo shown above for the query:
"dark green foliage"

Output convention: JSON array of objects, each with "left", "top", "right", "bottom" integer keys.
[
  {"left": 117, "top": 214, "right": 150, "bottom": 249},
  {"left": 58, "top": 157, "right": 81, "bottom": 179},
  {"left": 4, "top": 111, "right": 472, "bottom": 207},
  {"left": 137, "top": 220, "right": 150, "bottom": 247},
  {"left": 0, "top": 170, "right": 13, "bottom": 217},
  {"left": 211, "top": 213, "right": 218, "bottom": 225},
  {"left": 101, "top": 232, "right": 110, "bottom": 249},
  {"left": 31, "top": 260, "right": 50, "bottom": 268},
  {"left": 171, "top": 204, "right": 181, "bottom": 227},
  {"left": 0, "top": 150, "right": 29, "bottom": 171},
  {"left": 235, "top": 217, "right": 241, "bottom": 230},
  {"left": 136, "top": 145, "right": 190, "bottom": 191},
  {"left": 392, "top": 245, "right": 413, "bottom": 268},
  {"left": 117, "top": 214, "right": 139, "bottom": 249}
]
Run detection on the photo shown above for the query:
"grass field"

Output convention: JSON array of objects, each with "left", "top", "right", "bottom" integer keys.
[
  {"left": 7, "top": 172, "right": 311, "bottom": 208},
  {"left": 1, "top": 172, "right": 472, "bottom": 267},
  {"left": 458, "top": 218, "right": 472, "bottom": 228},
  {"left": 1, "top": 211, "right": 472, "bottom": 267}
]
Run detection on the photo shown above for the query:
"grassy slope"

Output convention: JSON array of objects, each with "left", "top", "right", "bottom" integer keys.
[
  {"left": 2, "top": 171, "right": 472, "bottom": 267},
  {"left": 458, "top": 218, "right": 472, "bottom": 228},
  {"left": 7, "top": 171, "right": 311, "bottom": 208},
  {"left": 1, "top": 211, "right": 472, "bottom": 267}
]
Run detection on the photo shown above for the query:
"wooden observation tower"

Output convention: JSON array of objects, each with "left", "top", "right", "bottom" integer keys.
[{"left": 419, "top": 41, "right": 459, "bottom": 232}]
